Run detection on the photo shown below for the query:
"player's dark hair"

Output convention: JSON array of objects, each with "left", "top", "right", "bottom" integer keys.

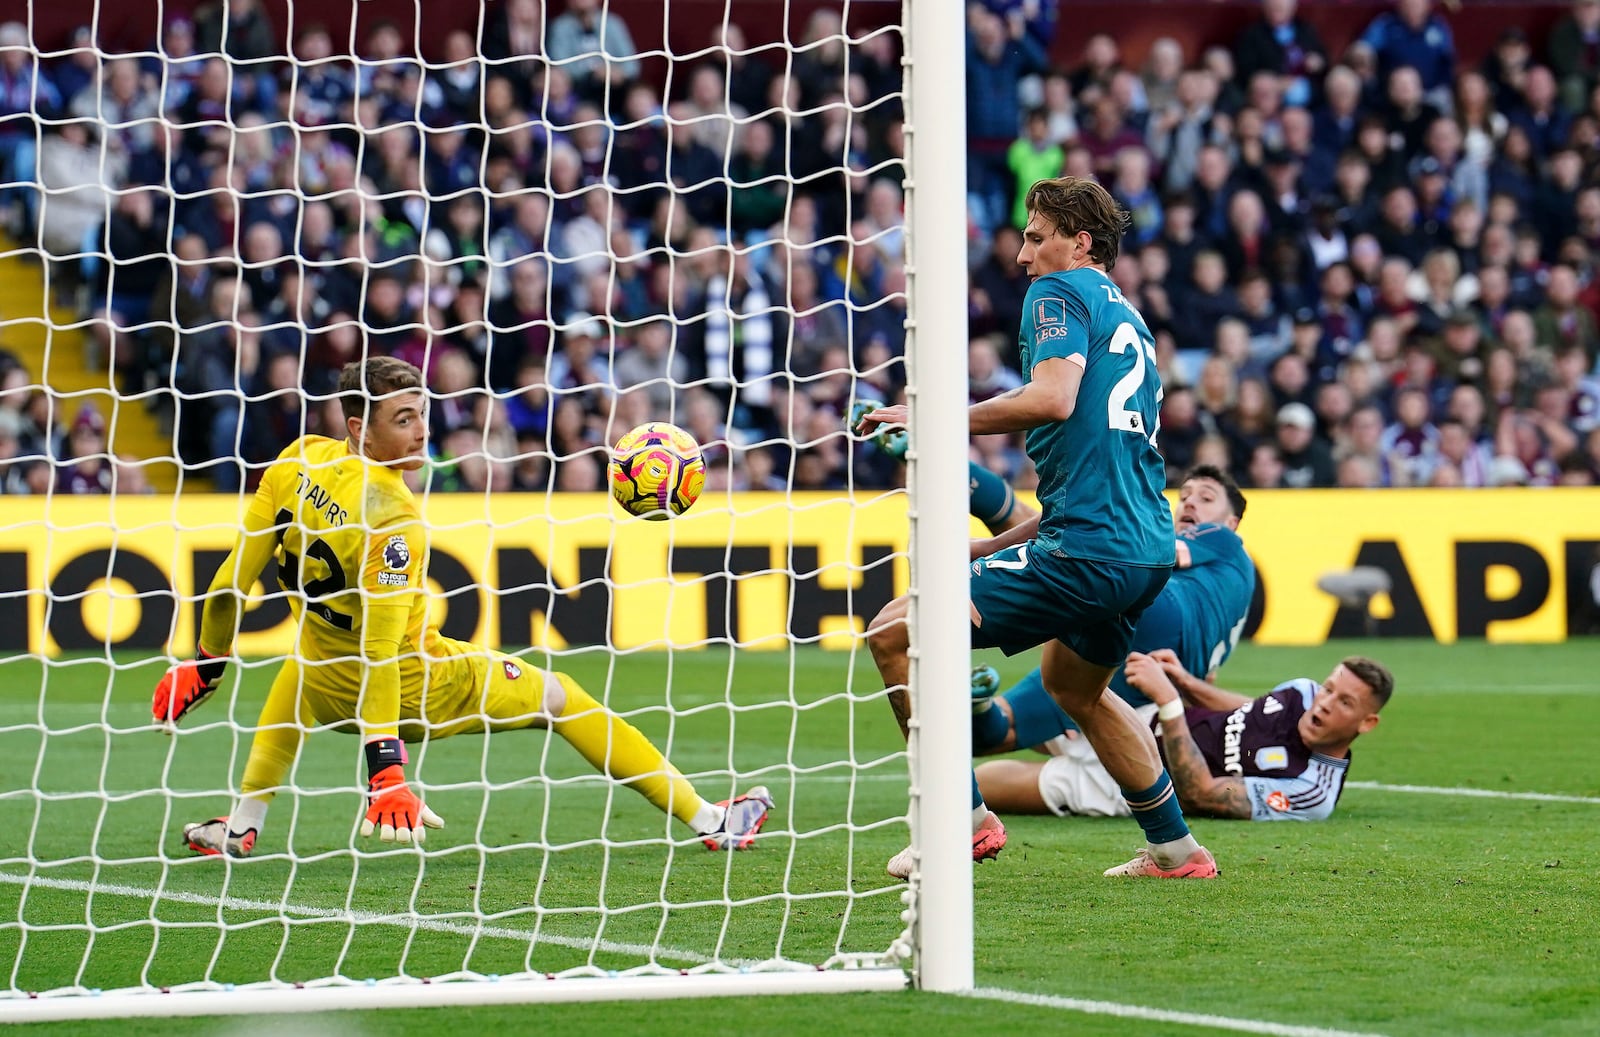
[
  {"left": 1024, "top": 176, "right": 1132, "bottom": 270},
  {"left": 1341, "top": 656, "right": 1395, "bottom": 708},
  {"left": 1183, "top": 464, "right": 1248, "bottom": 521},
  {"left": 338, "top": 357, "right": 424, "bottom": 424}
]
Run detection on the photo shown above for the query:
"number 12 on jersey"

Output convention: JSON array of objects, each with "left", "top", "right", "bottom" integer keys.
[{"left": 1106, "top": 321, "right": 1162, "bottom": 446}]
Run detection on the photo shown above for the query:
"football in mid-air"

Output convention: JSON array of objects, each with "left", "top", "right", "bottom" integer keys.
[{"left": 609, "top": 421, "right": 706, "bottom": 519}]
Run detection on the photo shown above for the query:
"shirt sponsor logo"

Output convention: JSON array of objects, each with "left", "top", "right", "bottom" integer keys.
[
  {"left": 503, "top": 660, "right": 522, "bottom": 680},
  {"left": 1256, "top": 745, "right": 1289, "bottom": 770},
  {"left": 1266, "top": 790, "right": 1292, "bottom": 813},
  {"left": 1036, "top": 324, "right": 1070, "bottom": 342},
  {"left": 1262, "top": 696, "right": 1283, "bottom": 715},
  {"left": 1223, "top": 700, "right": 1254, "bottom": 775},
  {"left": 383, "top": 535, "right": 411, "bottom": 570},
  {"left": 1035, "top": 298, "right": 1064, "bottom": 326},
  {"left": 377, "top": 571, "right": 408, "bottom": 586}
]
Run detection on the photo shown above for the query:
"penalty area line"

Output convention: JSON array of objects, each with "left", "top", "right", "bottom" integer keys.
[
  {"left": 0, "top": 871, "right": 743, "bottom": 968},
  {"left": 963, "top": 986, "right": 1392, "bottom": 1037}
]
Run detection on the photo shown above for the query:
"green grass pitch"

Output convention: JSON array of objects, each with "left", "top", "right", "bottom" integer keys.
[{"left": 1, "top": 639, "right": 1597, "bottom": 1035}]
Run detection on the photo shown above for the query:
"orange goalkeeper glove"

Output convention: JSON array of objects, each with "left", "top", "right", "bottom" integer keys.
[
  {"left": 152, "top": 650, "right": 229, "bottom": 728},
  {"left": 359, "top": 739, "right": 443, "bottom": 845}
]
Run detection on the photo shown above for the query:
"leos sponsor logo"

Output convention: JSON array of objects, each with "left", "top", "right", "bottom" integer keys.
[{"left": 1036, "top": 324, "right": 1070, "bottom": 342}]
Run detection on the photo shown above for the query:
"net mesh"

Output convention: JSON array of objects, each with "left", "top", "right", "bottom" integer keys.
[{"left": 0, "top": 0, "right": 920, "bottom": 1004}]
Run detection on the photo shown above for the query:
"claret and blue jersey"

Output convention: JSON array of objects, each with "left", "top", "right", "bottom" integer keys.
[{"left": 1174, "top": 679, "right": 1351, "bottom": 822}]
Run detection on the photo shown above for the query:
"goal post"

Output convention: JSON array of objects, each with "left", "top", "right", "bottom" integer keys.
[
  {"left": 901, "top": 0, "right": 975, "bottom": 996},
  {"left": 0, "top": 0, "right": 972, "bottom": 1020}
]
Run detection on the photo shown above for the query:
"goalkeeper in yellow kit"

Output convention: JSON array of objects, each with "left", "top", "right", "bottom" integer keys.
[{"left": 154, "top": 357, "right": 772, "bottom": 856}]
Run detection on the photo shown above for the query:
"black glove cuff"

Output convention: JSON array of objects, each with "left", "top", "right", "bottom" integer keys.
[
  {"left": 195, "top": 650, "right": 229, "bottom": 686},
  {"left": 364, "top": 737, "right": 405, "bottom": 780}
]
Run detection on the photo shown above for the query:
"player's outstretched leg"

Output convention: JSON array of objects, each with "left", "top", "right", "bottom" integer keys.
[
  {"left": 545, "top": 671, "right": 773, "bottom": 850},
  {"left": 1040, "top": 641, "right": 1218, "bottom": 879},
  {"left": 869, "top": 598, "right": 1009, "bottom": 878},
  {"left": 972, "top": 666, "right": 1083, "bottom": 756}
]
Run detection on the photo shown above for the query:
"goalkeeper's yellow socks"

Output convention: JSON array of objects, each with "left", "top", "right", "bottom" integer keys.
[{"left": 550, "top": 673, "right": 720, "bottom": 834}]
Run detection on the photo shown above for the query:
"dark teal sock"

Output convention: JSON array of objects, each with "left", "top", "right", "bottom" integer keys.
[
  {"left": 971, "top": 770, "right": 984, "bottom": 811},
  {"left": 1123, "top": 772, "right": 1190, "bottom": 844},
  {"left": 999, "top": 669, "right": 1077, "bottom": 748},
  {"left": 972, "top": 700, "right": 1012, "bottom": 753},
  {"left": 968, "top": 461, "right": 1016, "bottom": 533}
]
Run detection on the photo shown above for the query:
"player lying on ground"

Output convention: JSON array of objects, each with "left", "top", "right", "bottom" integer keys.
[
  {"left": 970, "top": 465, "right": 1255, "bottom": 784},
  {"left": 858, "top": 176, "right": 1218, "bottom": 879},
  {"left": 977, "top": 650, "right": 1395, "bottom": 820},
  {"left": 155, "top": 357, "right": 771, "bottom": 856}
]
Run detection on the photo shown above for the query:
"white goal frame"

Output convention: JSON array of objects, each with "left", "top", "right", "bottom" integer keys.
[{"left": 1, "top": 0, "right": 972, "bottom": 1021}]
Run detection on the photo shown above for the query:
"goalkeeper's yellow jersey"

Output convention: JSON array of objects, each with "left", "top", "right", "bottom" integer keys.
[{"left": 200, "top": 434, "right": 461, "bottom": 736}]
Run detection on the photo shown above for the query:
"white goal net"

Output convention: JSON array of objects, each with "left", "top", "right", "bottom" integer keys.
[{"left": 0, "top": 0, "right": 972, "bottom": 1021}]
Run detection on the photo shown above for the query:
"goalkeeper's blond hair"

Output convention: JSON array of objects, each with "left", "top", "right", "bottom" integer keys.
[{"left": 338, "top": 356, "right": 424, "bottom": 424}]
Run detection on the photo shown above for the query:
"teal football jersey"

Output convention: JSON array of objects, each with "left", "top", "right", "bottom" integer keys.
[
  {"left": 1018, "top": 268, "right": 1173, "bottom": 567},
  {"left": 1108, "top": 522, "right": 1256, "bottom": 704}
]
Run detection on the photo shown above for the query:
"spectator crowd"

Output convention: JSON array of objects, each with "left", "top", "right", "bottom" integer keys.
[{"left": 0, "top": 0, "right": 1597, "bottom": 496}]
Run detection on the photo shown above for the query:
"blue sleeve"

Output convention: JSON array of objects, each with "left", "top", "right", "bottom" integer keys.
[
  {"left": 1272, "top": 678, "right": 1319, "bottom": 711},
  {"left": 1022, "top": 278, "right": 1090, "bottom": 369},
  {"left": 1177, "top": 523, "right": 1243, "bottom": 569},
  {"left": 1242, "top": 774, "right": 1338, "bottom": 821}
]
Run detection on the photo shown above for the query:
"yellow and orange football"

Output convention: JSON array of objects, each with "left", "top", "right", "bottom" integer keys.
[{"left": 608, "top": 421, "right": 706, "bottom": 519}]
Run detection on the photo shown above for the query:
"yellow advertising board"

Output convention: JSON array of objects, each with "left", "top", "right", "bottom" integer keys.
[{"left": 2, "top": 488, "right": 1597, "bottom": 657}]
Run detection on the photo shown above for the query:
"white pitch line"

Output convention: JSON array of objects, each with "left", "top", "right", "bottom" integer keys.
[
  {"left": 964, "top": 986, "right": 1392, "bottom": 1037},
  {"left": 0, "top": 872, "right": 745, "bottom": 967},
  {"left": 1346, "top": 781, "right": 1600, "bottom": 804}
]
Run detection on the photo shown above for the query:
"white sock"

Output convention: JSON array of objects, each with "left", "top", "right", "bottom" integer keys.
[
  {"left": 689, "top": 801, "right": 726, "bottom": 835},
  {"left": 229, "top": 796, "right": 269, "bottom": 836},
  {"left": 971, "top": 803, "right": 990, "bottom": 832},
  {"left": 1149, "top": 833, "right": 1200, "bottom": 867}
]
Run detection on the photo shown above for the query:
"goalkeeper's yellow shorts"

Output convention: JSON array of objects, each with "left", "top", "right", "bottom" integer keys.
[{"left": 284, "top": 634, "right": 553, "bottom": 742}]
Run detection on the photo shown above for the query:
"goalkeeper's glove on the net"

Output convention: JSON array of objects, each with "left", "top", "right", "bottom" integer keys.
[{"left": 153, "top": 649, "right": 229, "bottom": 728}]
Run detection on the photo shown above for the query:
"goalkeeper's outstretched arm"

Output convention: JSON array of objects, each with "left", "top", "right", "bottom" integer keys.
[
  {"left": 354, "top": 526, "right": 442, "bottom": 845},
  {"left": 197, "top": 518, "right": 280, "bottom": 657},
  {"left": 153, "top": 508, "right": 280, "bottom": 727}
]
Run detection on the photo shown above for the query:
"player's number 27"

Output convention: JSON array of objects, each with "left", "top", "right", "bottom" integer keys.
[{"left": 1107, "top": 321, "right": 1162, "bottom": 447}]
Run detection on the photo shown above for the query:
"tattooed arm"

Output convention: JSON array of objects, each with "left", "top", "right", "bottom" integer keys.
[
  {"left": 1125, "top": 651, "right": 1252, "bottom": 819},
  {"left": 1156, "top": 713, "right": 1253, "bottom": 819}
]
